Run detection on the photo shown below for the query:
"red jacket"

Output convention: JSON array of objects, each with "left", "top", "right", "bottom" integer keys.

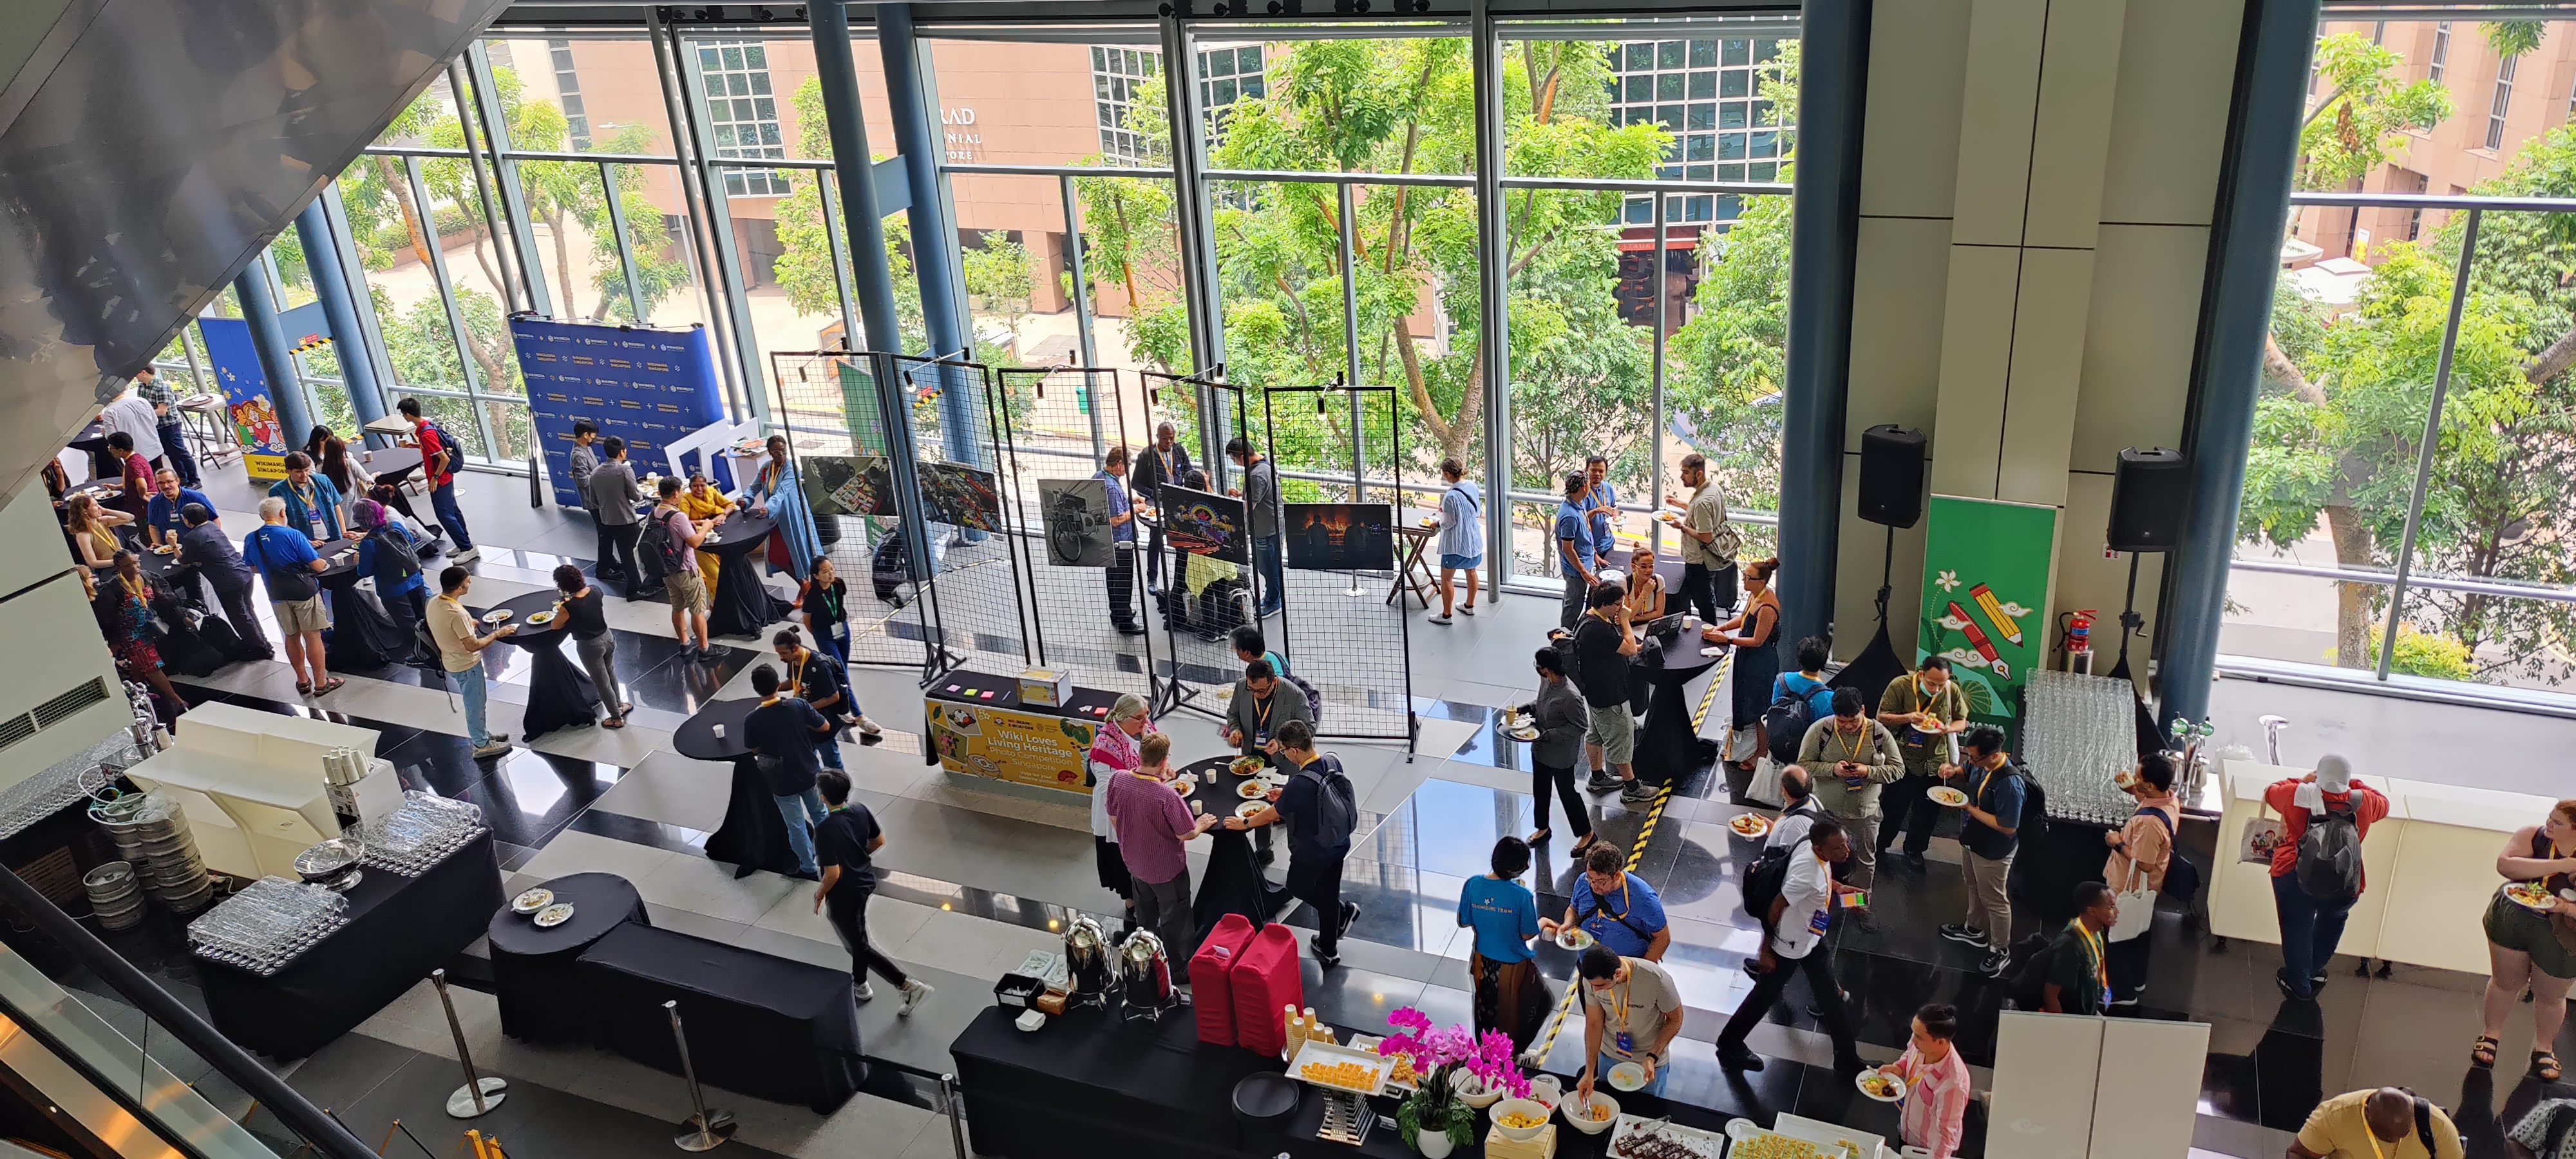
[{"left": 2261, "top": 777, "right": 2391, "bottom": 887}]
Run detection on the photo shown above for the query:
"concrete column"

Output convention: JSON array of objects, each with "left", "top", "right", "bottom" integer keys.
[
  {"left": 810, "top": 1, "right": 905, "bottom": 354},
  {"left": 294, "top": 199, "right": 389, "bottom": 439}
]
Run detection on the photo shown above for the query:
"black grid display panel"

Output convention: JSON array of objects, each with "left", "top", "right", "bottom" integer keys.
[
  {"left": 992, "top": 366, "right": 1159, "bottom": 705},
  {"left": 1262, "top": 384, "right": 1415, "bottom": 746},
  {"left": 766, "top": 352, "right": 936, "bottom": 674},
  {"left": 1141, "top": 370, "right": 1254, "bottom": 721},
  {"left": 889, "top": 353, "right": 1030, "bottom": 677}
]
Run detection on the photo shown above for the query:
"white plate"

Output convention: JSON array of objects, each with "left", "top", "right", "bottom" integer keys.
[
  {"left": 1725, "top": 815, "right": 1772, "bottom": 840},
  {"left": 1557, "top": 928, "right": 1595, "bottom": 952},
  {"left": 1235, "top": 800, "right": 1267, "bottom": 819},
  {"left": 1605, "top": 1061, "right": 1645, "bottom": 1091},
  {"left": 1700, "top": 646, "right": 1725, "bottom": 657},
  {"left": 482, "top": 610, "right": 514, "bottom": 625},
  {"left": 533, "top": 902, "right": 576, "bottom": 928},
  {"left": 1928, "top": 787, "right": 1969, "bottom": 807},
  {"left": 511, "top": 887, "right": 553, "bottom": 914},
  {"left": 1502, "top": 726, "right": 1539, "bottom": 742},
  {"left": 1236, "top": 780, "right": 1271, "bottom": 800},
  {"left": 527, "top": 610, "right": 556, "bottom": 625},
  {"left": 1855, "top": 1070, "right": 1906, "bottom": 1102}
]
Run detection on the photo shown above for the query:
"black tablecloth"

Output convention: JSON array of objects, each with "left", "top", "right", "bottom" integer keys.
[
  {"left": 198, "top": 831, "right": 504, "bottom": 1060},
  {"left": 929, "top": 668, "right": 1024, "bottom": 709},
  {"left": 576, "top": 922, "right": 865, "bottom": 1113},
  {"left": 480, "top": 589, "right": 600, "bottom": 739},
  {"left": 487, "top": 872, "right": 649, "bottom": 1044},
  {"left": 1632, "top": 630, "right": 1721, "bottom": 784},
  {"left": 69, "top": 421, "right": 111, "bottom": 480},
  {"left": 705, "top": 511, "right": 785, "bottom": 637},
  {"left": 952, "top": 1004, "right": 1280, "bottom": 1159},
  {"left": 312, "top": 536, "right": 406, "bottom": 672},
  {"left": 1179, "top": 755, "right": 1291, "bottom": 930},
  {"left": 679, "top": 699, "right": 804, "bottom": 880}
]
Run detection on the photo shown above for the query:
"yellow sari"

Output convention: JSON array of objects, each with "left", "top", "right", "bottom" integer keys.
[{"left": 677, "top": 487, "right": 734, "bottom": 589}]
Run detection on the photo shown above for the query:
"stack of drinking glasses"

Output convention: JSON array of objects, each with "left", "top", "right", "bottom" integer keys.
[
  {"left": 0, "top": 761, "right": 108, "bottom": 842},
  {"left": 2021, "top": 669, "right": 2138, "bottom": 827},
  {"left": 91, "top": 791, "right": 214, "bottom": 914},
  {"left": 354, "top": 791, "right": 488, "bottom": 877},
  {"left": 187, "top": 877, "right": 351, "bottom": 975}
]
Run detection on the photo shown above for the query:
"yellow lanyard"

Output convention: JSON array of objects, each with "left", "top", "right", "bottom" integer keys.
[
  {"left": 788, "top": 652, "right": 807, "bottom": 693},
  {"left": 2070, "top": 920, "right": 2108, "bottom": 994},
  {"left": 1255, "top": 694, "right": 1273, "bottom": 730},
  {"left": 1610, "top": 977, "right": 1631, "bottom": 1027},
  {"left": 1833, "top": 726, "right": 1872, "bottom": 766},
  {"left": 118, "top": 574, "right": 148, "bottom": 604}
]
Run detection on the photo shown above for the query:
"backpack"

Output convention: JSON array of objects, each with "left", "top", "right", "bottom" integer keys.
[
  {"left": 368, "top": 523, "right": 422, "bottom": 583},
  {"left": 2009, "top": 762, "right": 2050, "bottom": 847},
  {"left": 640, "top": 508, "right": 688, "bottom": 580},
  {"left": 418, "top": 419, "right": 456, "bottom": 478},
  {"left": 1293, "top": 755, "right": 1358, "bottom": 847},
  {"left": 2131, "top": 806, "right": 2202, "bottom": 905},
  {"left": 1763, "top": 693, "right": 1813, "bottom": 765},
  {"left": 871, "top": 527, "right": 910, "bottom": 603},
  {"left": 2295, "top": 795, "right": 2365, "bottom": 899},
  {"left": 1998, "top": 932, "right": 2056, "bottom": 1009},
  {"left": 1282, "top": 671, "right": 1323, "bottom": 726},
  {"left": 1741, "top": 843, "right": 1797, "bottom": 928}
]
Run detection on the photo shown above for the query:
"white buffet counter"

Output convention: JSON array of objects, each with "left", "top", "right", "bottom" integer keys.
[
  {"left": 2206, "top": 759, "right": 2550, "bottom": 975},
  {"left": 124, "top": 703, "right": 376, "bottom": 880}
]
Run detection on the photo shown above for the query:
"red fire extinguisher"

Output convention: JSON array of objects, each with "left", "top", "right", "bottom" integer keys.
[{"left": 2061, "top": 609, "right": 2098, "bottom": 674}]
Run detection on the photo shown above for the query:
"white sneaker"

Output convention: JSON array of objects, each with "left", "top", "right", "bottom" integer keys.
[
  {"left": 898, "top": 978, "right": 934, "bottom": 1017},
  {"left": 452, "top": 546, "right": 481, "bottom": 563},
  {"left": 855, "top": 981, "right": 876, "bottom": 1003},
  {"left": 472, "top": 739, "right": 511, "bottom": 759},
  {"left": 857, "top": 716, "right": 883, "bottom": 737}
]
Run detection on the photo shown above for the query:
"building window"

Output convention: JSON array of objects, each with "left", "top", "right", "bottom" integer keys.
[
  {"left": 1091, "top": 46, "right": 1160, "bottom": 164},
  {"left": 1197, "top": 44, "right": 1265, "bottom": 138},
  {"left": 2431, "top": 21, "right": 2450, "bottom": 83},
  {"left": 696, "top": 40, "right": 788, "bottom": 196},
  {"left": 549, "top": 40, "right": 591, "bottom": 149},
  {"left": 2488, "top": 53, "right": 2517, "bottom": 151},
  {"left": 1607, "top": 37, "right": 1795, "bottom": 227}
]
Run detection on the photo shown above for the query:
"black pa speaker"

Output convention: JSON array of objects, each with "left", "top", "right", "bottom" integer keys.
[
  {"left": 2108, "top": 446, "right": 2188, "bottom": 552},
  {"left": 1857, "top": 425, "right": 1926, "bottom": 529}
]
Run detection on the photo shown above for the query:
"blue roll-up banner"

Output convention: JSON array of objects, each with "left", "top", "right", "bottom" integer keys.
[
  {"left": 197, "top": 316, "right": 292, "bottom": 482},
  {"left": 509, "top": 319, "right": 727, "bottom": 509}
]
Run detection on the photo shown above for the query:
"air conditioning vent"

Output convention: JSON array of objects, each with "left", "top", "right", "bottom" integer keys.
[
  {"left": 0, "top": 713, "right": 32, "bottom": 751},
  {"left": 30, "top": 679, "right": 109, "bottom": 731}
]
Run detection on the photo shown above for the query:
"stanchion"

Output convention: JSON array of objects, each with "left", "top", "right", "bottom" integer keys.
[
  {"left": 667, "top": 1000, "right": 736, "bottom": 1151},
  {"left": 430, "top": 970, "right": 506, "bottom": 1117},
  {"left": 940, "top": 1073, "right": 966, "bottom": 1159}
]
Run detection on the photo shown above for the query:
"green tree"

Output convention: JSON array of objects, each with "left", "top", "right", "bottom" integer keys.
[{"left": 2297, "top": 32, "right": 2452, "bottom": 190}]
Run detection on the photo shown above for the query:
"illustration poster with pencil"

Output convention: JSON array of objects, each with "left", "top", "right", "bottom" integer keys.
[{"left": 1917, "top": 495, "right": 2058, "bottom": 728}]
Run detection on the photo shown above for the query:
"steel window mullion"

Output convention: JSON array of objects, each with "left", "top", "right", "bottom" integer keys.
[
  {"left": 1650, "top": 193, "right": 1667, "bottom": 554},
  {"left": 819, "top": 171, "right": 862, "bottom": 352},
  {"left": 1060, "top": 174, "right": 1101, "bottom": 372},
  {"left": 2377, "top": 207, "right": 2482, "bottom": 681},
  {"left": 599, "top": 162, "right": 649, "bottom": 321},
  {"left": 672, "top": 26, "right": 770, "bottom": 422},
  {"left": 1471, "top": 0, "right": 1513, "bottom": 590},
  {"left": 468, "top": 41, "right": 555, "bottom": 318},
  {"left": 405, "top": 156, "right": 492, "bottom": 428},
  {"left": 1338, "top": 182, "right": 1363, "bottom": 502},
  {"left": 448, "top": 59, "right": 526, "bottom": 317}
]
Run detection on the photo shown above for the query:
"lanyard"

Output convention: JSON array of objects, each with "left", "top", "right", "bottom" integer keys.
[
  {"left": 820, "top": 583, "right": 842, "bottom": 621},
  {"left": 118, "top": 574, "right": 148, "bottom": 604},
  {"left": 1831, "top": 725, "right": 1872, "bottom": 766},
  {"left": 1610, "top": 976, "right": 1631, "bottom": 1027},
  {"left": 1255, "top": 694, "right": 1273, "bottom": 730},
  {"left": 2069, "top": 919, "right": 2108, "bottom": 996}
]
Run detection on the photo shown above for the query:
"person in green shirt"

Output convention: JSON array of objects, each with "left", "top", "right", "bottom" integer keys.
[
  {"left": 2043, "top": 882, "right": 2120, "bottom": 1015},
  {"left": 1876, "top": 657, "right": 1971, "bottom": 871}
]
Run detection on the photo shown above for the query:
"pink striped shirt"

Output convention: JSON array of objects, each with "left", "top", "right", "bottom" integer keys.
[{"left": 1894, "top": 1042, "right": 1971, "bottom": 1159}]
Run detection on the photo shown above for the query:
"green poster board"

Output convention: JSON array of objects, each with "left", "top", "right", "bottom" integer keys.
[{"left": 1916, "top": 495, "right": 2058, "bottom": 728}]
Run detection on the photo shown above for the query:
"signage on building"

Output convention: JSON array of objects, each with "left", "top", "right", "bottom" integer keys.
[{"left": 943, "top": 106, "right": 981, "bottom": 163}]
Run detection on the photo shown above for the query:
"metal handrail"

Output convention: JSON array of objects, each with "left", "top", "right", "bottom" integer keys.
[
  {"left": 2225, "top": 554, "right": 2576, "bottom": 605},
  {"left": 0, "top": 867, "right": 375, "bottom": 1159}
]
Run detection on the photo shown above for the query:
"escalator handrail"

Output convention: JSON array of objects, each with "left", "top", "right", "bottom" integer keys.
[{"left": 0, "top": 867, "right": 375, "bottom": 1159}]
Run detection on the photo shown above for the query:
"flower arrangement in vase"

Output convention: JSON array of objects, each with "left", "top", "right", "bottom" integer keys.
[{"left": 1373, "top": 1007, "right": 1528, "bottom": 1158}]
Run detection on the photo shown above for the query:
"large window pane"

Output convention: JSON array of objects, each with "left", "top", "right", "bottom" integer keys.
[{"left": 1193, "top": 31, "right": 1472, "bottom": 178}]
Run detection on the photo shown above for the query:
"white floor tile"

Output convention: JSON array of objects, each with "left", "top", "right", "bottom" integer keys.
[
  {"left": 635, "top": 853, "right": 800, "bottom": 925},
  {"left": 517, "top": 827, "right": 677, "bottom": 883},
  {"left": 592, "top": 749, "right": 733, "bottom": 829}
]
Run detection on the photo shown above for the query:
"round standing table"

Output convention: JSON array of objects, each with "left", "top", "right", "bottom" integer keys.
[
  {"left": 1630, "top": 628, "right": 1723, "bottom": 785},
  {"left": 1175, "top": 754, "right": 1293, "bottom": 931},
  {"left": 486, "top": 872, "right": 649, "bottom": 1043},
  {"left": 307, "top": 536, "right": 408, "bottom": 672},
  {"left": 702, "top": 511, "right": 784, "bottom": 638},
  {"left": 478, "top": 589, "right": 601, "bottom": 739},
  {"left": 675, "top": 697, "right": 804, "bottom": 879}
]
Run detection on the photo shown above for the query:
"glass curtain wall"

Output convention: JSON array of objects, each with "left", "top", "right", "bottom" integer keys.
[{"left": 2234, "top": 12, "right": 2576, "bottom": 702}]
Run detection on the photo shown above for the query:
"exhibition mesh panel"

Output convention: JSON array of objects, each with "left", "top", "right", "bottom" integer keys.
[
  {"left": 1142, "top": 369, "right": 1253, "bottom": 721},
  {"left": 887, "top": 352, "right": 1029, "bottom": 677},
  {"left": 992, "top": 366, "right": 1159, "bottom": 706},
  {"left": 766, "top": 351, "right": 937, "bottom": 673},
  {"left": 1262, "top": 384, "right": 1414, "bottom": 745}
]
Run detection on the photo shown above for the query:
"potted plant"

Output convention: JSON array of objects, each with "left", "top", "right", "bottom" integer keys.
[{"left": 1373, "top": 1008, "right": 1528, "bottom": 1158}]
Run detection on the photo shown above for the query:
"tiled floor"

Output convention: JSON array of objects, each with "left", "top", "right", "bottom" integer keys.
[{"left": 43, "top": 455, "right": 2576, "bottom": 1158}]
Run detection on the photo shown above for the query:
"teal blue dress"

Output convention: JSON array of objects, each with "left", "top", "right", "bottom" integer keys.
[{"left": 749, "top": 457, "right": 821, "bottom": 580}]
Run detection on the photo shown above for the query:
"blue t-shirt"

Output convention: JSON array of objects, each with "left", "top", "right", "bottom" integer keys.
[
  {"left": 1584, "top": 481, "right": 1619, "bottom": 546},
  {"left": 1569, "top": 871, "right": 1666, "bottom": 958},
  {"left": 1273, "top": 755, "right": 1352, "bottom": 863},
  {"left": 1772, "top": 671, "right": 1833, "bottom": 722},
  {"left": 1960, "top": 760, "right": 2028, "bottom": 861},
  {"left": 242, "top": 525, "right": 319, "bottom": 592},
  {"left": 1456, "top": 874, "right": 1539, "bottom": 963},
  {"left": 1555, "top": 501, "right": 1596, "bottom": 574},
  {"left": 358, "top": 529, "right": 428, "bottom": 598},
  {"left": 145, "top": 487, "right": 212, "bottom": 540},
  {"left": 1099, "top": 470, "right": 1135, "bottom": 543}
]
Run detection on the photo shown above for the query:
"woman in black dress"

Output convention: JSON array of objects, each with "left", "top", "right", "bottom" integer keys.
[{"left": 1705, "top": 556, "right": 1781, "bottom": 774}]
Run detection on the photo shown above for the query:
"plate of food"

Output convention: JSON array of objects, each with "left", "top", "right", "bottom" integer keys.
[
  {"left": 482, "top": 609, "right": 514, "bottom": 625},
  {"left": 533, "top": 902, "right": 576, "bottom": 928},
  {"left": 2505, "top": 880, "right": 2558, "bottom": 911},
  {"left": 510, "top": 887, "right": 554, "bottom": 915},
  {"left": 1170, "top": 778, "right": 1195, "bottom": 797},
  {"left": 1855, "top": 1069, "right": 1906, "bottom": 1102},
  {"left": 1236, "top": 779, "right": 1271, "bottom": 800},
  {"left": 1235, "top": 800, "right": 1267, "bottom": 820},
  {"left": 1227, "top": 756, "right": 1267, "bottom": 776},
  {"left": 1605, "top": 1061, "right": 1647, "bottom": 1091},
  {"left": 527, "top": 610, "right": 556, "bottom": 626},
  {"left": 1928, "top": 786, "right": 1970, "bottom": 807},
  {"left": 1611, "top": 1117, "right": 1723, "bottom": 1159},
  {"left": 1502, "top": 723, "right": 1539, "bottom": 742},
  {"left": 1727, "top": 813, "right": 1772, "bottom": 839},
  {"left": 1557, "top": 927, "right": 1596, "bottom": 952},
  {"left": 149, "top": 543, "right": 178, "bottom": 556}
]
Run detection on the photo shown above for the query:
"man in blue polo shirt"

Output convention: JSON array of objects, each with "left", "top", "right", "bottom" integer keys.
[
  {"left": 143, "top": 467, "right": 212, "bottom": 550},
  {"left": 1555, "top": 472, "right": 1602, "bottom": 630},
  {"left": 1544, "top": 840, "right": 1669, "bottom": 961},
  {"left": 243, "top": 496, "right": 336, "bottom": 695}
]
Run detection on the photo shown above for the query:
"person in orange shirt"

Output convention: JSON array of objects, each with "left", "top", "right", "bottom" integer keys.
[
  {"left": 2260, "top": 754, "right": 2390, "bottom": 1001},
  {"left": 2102, "top": 752, "right": 2180, "bottom": 1006},
  {"left": 675, "top": 471, "right": 734, "bottom": 590}
]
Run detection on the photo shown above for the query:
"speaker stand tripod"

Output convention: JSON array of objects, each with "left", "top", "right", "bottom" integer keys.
[
  {"left": 2105, "top": 548, "right": 2163, "bottom": 754},
  {"left": 1831, "top": 523, "right": 1909, "bottom": 701}
]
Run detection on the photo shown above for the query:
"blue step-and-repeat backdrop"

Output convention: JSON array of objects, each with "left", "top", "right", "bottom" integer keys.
[{"left": 509, "top": 318, "right": 728, "bottom": 509}]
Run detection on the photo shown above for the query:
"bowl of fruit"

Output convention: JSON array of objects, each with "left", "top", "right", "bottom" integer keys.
[
  {"left": 1562, "top": 1090, "right": 1618, "bottom": 1135},
  {"left": 1492, "top": 1098, "right": 1553, "bottom": 1143}
]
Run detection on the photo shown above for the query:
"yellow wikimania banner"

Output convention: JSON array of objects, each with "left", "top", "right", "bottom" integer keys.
[{"left": 923, "top": 699, "right": 1097, "bottom": 792}]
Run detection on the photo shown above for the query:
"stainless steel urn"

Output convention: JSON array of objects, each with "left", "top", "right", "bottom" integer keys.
[
  {"left": 1116, "top": 929, "right": 1175, "bottom": 1021},
  {"left": 1063, "top": 916, "right": 1112, "bottom": 1007}
]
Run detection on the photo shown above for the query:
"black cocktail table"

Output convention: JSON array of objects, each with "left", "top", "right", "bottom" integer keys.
[
  {"left": 703, "top": 511, "right": 784, "bottom": 637},
  {"left": 675, "top": 697, "right": 804, "bottom": 879},
  {"left": 479, "top": 588, "right": 601, "bottom": 739}
]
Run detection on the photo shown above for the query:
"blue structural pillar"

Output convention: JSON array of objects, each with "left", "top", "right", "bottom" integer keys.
[
  {"left": 233, "top": 265, "right": 313, "bottom": 453},
  {"left": 294, "top": 199, "right": 389, "bottom": 444},
  {"left": 2161, "top": 0, "right": 2322, "bottom": 731},
  {"left": 1775, "top": 0, "right": 1871, "bottom": 655},
  {"left": 876, "top": 4, "right": 978, "bottom": 467}
]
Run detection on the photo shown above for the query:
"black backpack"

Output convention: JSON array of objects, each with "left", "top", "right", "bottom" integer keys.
[
  {"left": 1763, "top": 693, "right": 1812, "bottom": 765},
  {"left": 2296, "top": 795, "right": 2365, "bottom": 899},
  {"left": 1294, "top": 755, "right": 1358, "bottom": 847},
  {"left": 639, "top": 508, "right": 688, "bottom": 580},
  {"left": 368, "top": 523, "right": 422, "bottom": 583},
  {"left": 1741, "top": 843, "right": 1797, "bottom": 928},
  {"left": 1282, "top": 671, "right": 1323, "bottom": 727},
  {"left": 1999, "top": 932, "right": 2056, "bottom": 1008},
  {"left": 2131, "top": 806, "right": 2202, "bottom": 905},
  {"left": 1999, "top": 760, "right": 2049, "bottom": 847}
]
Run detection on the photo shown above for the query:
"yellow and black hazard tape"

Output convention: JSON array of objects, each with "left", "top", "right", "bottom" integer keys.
[
  {"left": 1522, "top": 648, "right": 1733, "bottom": 1066},
  {"left": 290, "top": 335, "right": 333, "bottom": 355}
]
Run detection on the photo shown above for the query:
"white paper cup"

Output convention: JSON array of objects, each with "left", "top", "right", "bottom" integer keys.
[{"left": 712, "top": 724, "right": 725, "bottom": 739}]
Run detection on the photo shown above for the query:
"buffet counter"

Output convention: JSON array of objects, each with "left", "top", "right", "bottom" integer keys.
[
  {"left": 2205, "top": 759, "right": 2553, "bottom": 974},
  {"left": 923, "top": 670, "right": 1121, "bottom": 793}
]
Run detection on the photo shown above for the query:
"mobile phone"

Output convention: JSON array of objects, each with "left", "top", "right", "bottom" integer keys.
[{"left": 1839, "top": 891, "right": 1869, "bottom": 909}]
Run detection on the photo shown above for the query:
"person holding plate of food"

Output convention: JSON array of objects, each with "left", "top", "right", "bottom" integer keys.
[
  {"left": 2472, "top": 798, "right": 2576, "bottom": 1080},
  {"left": 1873, "top": 1003, "right": 1970, "bottom": 1159}
]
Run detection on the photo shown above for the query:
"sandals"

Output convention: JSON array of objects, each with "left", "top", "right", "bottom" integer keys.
[
  {"left": 2536, "top": 1050, "right": 2562, "bottom": 1082},
  {"left": 314, "top": 677, "right": 345, "bottom": 695},
  {"left": 294, "top": 681, "right": 313, "bottom": 695},
  {"left": 603, "top": 717, "right": 627, "bottom": 730},
  {"left": 2472, "top": 1036, "right": 2499, "bottom": 1068}
]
